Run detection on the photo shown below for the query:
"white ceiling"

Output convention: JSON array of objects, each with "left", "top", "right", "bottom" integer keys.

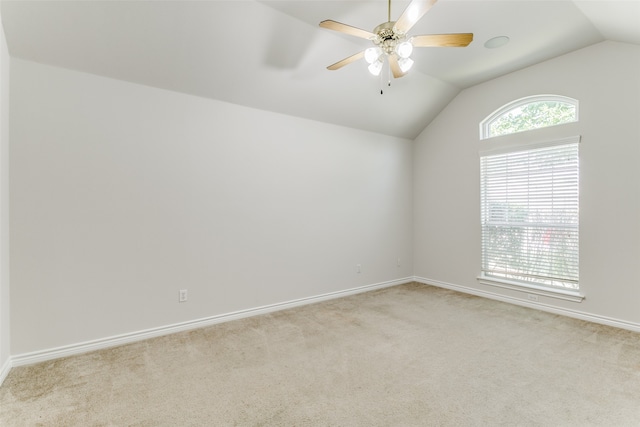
[{"left": 1, "top": 0, "right": 639, "bottom": 139}]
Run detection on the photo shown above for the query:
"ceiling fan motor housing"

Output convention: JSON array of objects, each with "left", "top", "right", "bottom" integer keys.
[{"left": 373, "top": 21, "right": 408, "bottom": 55}]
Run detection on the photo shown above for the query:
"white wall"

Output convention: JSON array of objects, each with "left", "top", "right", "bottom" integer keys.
[
  {"left": 10, "top": 59, "right": 414, "bottom": 355},
  {"left": 414, "top": 41, "right": 640, "bottom": 326},
  {"left": 0, "top": 14, "right": 10, "bottom": 376}
]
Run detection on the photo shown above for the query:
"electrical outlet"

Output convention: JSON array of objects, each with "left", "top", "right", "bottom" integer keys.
[
  {"left": 527, "top": 293, "right": 538, "bottom": 302},
  {"left": 179, "top": 289, "right": 188, "bottom": 302},
  {"left": 397, "top": 257, "right": 401, "bottom": 267},
  {"left": 356, "top": 264, "right": 361, "bottom": 273}
]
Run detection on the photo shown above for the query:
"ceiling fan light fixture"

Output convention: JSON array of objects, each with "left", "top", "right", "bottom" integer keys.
[
  {"left": 319, "top": 0, "right": 474, "bottom": 84},
  {"left": 396, "top": 41, "right": 413, "bottom": 58},
  {"left": 364, "top": 47, "right": 383, "bottom": 64},
  {"left": 398, "top": 57, "right": 414, "bottom": 73},
  {"left": 368, "top": 60, "right": 384, "bottom": 76}
]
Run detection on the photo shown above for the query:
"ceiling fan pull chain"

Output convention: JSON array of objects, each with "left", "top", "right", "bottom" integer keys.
[{"left": 379, "top": 59, "right": 394, "bottom": 95}]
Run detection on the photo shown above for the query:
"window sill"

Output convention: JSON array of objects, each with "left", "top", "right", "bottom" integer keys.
[{"left": 476, "top": 275, "right": 585, "bottom": 303}]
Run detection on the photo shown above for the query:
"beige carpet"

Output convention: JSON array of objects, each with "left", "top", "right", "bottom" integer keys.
[{"left": 2, "top": 282, "right": 640, "bottom": 426}]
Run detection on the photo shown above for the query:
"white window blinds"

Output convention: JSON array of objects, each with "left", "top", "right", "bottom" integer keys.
[{"left": 480, "top": 140, "right": 579, "bottom": 290}]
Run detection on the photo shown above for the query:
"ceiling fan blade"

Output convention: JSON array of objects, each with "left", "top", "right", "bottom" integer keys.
[
  {"left": 394, "top": 0, "right": 438, "bottom": 34},
  {"left": 388, "top": 55, "right": 407, "bottom": 79},
  {"left": 411, "top": 33, "right": 474, "bottom": 47},
  {"left": 319, "top": 20, "right": 376, "bottom": 40},
  {"left": 327, "top": 51, "right": 365, "bottom": 71}
]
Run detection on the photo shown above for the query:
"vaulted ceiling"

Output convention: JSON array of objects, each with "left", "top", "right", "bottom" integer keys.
[{"left": 2, "top": 0, "right": 639, "bottom": 139}]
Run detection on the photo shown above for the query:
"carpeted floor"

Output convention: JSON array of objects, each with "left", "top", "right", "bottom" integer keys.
[{"left": 1, "top": 282, "right": 640, "bottom": 426}]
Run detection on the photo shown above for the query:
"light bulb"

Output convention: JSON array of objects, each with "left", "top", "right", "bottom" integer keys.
[
  {"left": 364, "top": 47, "right": 382, "bottom": 64},
  {"left": 368, "top": 60, "right": 383, "bottom": 76},
  {"left": 398, "top": 57, "right": 414, "bottom": 73},
  {"left": 396, "top": 41, "right": 413, "bottom": 59}
]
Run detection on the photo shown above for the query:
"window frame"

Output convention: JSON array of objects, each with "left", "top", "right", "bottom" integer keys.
[
  {"left": 477, "top": 94, "right": 584, "bottom": 302},
  {"left": 480, "top": 94, "right": 579, "bottom": 140}
]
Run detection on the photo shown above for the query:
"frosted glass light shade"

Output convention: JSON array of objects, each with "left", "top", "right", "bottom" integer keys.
[
  {"left": 364, "top": 47, "right": 382, "bottom": 64},
  {"left": 368, "top": 60, "right": 383, "bottom": 76},
  {"left": 396, "top": 42, "right": 413, "bottom": 58},
  {"left": 398, "top": 57, "right": 414, "bottom": 73}
]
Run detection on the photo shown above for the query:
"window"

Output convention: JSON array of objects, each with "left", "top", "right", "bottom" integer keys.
[
  {"left": 480, "top": 95, "right": 578, "bottom": 140},
  {"left": 479, "top": 138, "right": 580, "bottom": 293}
]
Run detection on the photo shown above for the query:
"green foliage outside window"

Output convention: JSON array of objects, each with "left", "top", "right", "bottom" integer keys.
[{"left": 489, "top": 101, "right": 576, "bottom": 137}]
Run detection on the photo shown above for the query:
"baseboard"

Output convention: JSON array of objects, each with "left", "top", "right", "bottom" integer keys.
[
  {"left": 0, "top": 356, "right": 10, "bottom": 386},
  {"left": 5, "top": 275, "right": 637, "bottom": 387},
  {"left": 9, "top": 277, "right": 413, "bottom": 370},
  {"left": 415, "top": 276, "right": 640, "bottom": 333}
]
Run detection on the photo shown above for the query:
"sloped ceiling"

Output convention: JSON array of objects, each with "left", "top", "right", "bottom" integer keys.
[{"left": 1, "top": 0, "right": 639, "bottom": 139}]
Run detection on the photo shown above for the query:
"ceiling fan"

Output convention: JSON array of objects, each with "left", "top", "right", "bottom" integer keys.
[{"left": 319, "top": 0, "right": 473, "bottom": 79}]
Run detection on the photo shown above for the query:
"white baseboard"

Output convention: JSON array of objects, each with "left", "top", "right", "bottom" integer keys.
[
  {"left": 9, "top": 274, "right": 636, "bottom": 387},
  {"left": 415, "top": 276, "right": 640, "bottom": 333},
  {"left": 0, "top": 356, "right": 10, "bottom": 386},
  {"left": 8, "top": 277, "right": 413, "bottom": 372}
]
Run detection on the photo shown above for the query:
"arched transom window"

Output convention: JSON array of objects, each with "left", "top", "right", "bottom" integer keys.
[{"left": 480, "top": 95, "right": 578, "bottom": 140}]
